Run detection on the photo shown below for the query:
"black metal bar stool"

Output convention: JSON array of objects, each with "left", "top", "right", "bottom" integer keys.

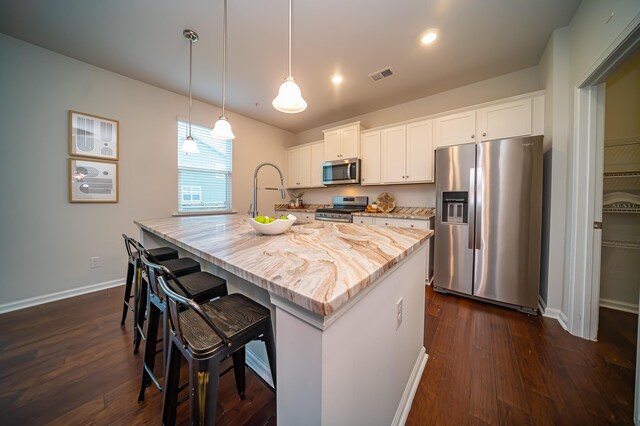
[
  {"left": 121, "top": 236, "right": 202, "bottom": 353},
  {"left": 121, "top": 233, "right": 179, "bottom": 325},
  {"left": 155, "top": 263, "right": 276, "bottom": 426},
  {"left": 137, "top": 254, "right": 228, "bottom": 401}
]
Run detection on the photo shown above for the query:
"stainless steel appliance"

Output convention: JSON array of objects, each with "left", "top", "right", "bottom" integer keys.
[
  {"left": 322, "top": 158, "right": 360, "bottom": 185},
  {"left": 315, "top": 196, "right": 368, "bottom": 223},
  {"left": 433, "top": 136, "right": 543, "bottom": 313}
]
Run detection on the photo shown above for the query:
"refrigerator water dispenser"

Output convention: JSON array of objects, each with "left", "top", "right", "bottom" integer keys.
[{"left": 441, "top": 192, "right": 468, "bottom": 224}]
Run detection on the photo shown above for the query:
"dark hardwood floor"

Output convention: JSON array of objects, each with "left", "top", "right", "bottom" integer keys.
[
  {"left": 407, "top": 287, "right": 637, "bottom": 425},
  {"left": 0, "top": 285, "right": 636, "bottom": 425}
]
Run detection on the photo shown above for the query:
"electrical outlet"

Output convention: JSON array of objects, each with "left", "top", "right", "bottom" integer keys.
[
  {"left": 90, "top": 256, "right": 101, "bottom": 269},
  {"left": 396, "top": 298, "right": 403, "bottom": 329}
]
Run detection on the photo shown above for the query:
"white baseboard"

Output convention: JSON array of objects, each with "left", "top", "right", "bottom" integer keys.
[
  {"left": 246, "top": 346, "right": 274, "bottom": 388},
  {"left": 392, "top": 347, "right": 428, "bottom": 426},
  {"left": 538, "top": 295, "right": 568, "bottom": 331},
  {"left": 600, "top": 298, "right": 639, "bottom": 314},
  {"left": 0, "top": 278, "right": 125, "bottom": 314}
]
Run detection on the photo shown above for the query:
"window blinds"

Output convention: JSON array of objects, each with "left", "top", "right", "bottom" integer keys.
[{"left": 177, "top": 121, "right": 233, "bottom": 212}]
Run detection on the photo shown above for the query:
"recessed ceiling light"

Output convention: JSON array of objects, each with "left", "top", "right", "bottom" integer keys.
[
  {"left": 421, "top": 31, "right": 438, "bottom": 45},
  {"left": 331, "top": 74, "right": 343, "bottom": 84}
]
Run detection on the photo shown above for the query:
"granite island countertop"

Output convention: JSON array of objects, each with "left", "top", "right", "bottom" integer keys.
[
  {"left": 352, "top": 207, "right": 435, "bottom": 220},
  {"left": 135, "top": 215, "right": 431, "bottom": 316}
]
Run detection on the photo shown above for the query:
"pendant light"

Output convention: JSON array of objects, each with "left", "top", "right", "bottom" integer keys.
[
  {"left": 181, "top": 29, "right": 200, "bottom": 154},
  {"left": 211, "top": 0, "right": 236, "bottom": 140},
  {"left": 272, "top": 0, "right": 307, "bottom": 113}
]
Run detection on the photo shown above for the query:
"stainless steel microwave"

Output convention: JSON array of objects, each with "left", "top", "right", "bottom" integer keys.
[{"left": 322, "top": 158, "right": 360, "bottom": 185}]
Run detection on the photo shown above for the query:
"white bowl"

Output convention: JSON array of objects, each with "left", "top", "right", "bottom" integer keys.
[{"left": 248, "top": 214, "right": 297, "bottom": 235}]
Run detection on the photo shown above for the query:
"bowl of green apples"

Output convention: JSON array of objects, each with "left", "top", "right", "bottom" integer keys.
[{"left": 248, "top": 214, "right": 297, "bottom": 235}]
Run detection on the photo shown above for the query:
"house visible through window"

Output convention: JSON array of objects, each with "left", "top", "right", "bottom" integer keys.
[{"left": 177, "top": 121, "right": 232, "bottom": 212}]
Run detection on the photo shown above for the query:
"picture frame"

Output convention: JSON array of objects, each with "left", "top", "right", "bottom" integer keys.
[
  {"left": 69, "top": 158, "right": 119, "bottom": 203},
  {"left": 69, "top": 110, "right": 119, "bottom": 161}
]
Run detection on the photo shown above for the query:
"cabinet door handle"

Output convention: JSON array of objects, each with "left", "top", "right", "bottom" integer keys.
[
  {"left": 471, "top": 134, "right": 475, "bottom": 139},
  {"left": 411, "top": 225, "right": 414, "bottom": 228},
  {"left": 385, "top": 222, "right": 389, "bottom": 226},
  {"left": 482, "top": 132, "right": 487, "bottom": 137}
]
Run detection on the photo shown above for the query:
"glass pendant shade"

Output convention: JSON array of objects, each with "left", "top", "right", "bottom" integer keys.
[
  {"left": 211, "top": 116, "right": 236, "bottom": 140},
  {"left": 272, "top": 76, "right": 307, "bottom": 113},
  {"left": 181, "top": 135, "right": 199, "bottom": 154}
]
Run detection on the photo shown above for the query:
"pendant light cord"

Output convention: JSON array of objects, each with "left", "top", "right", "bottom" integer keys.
[
  {"left": 222, "top": 0, "right": 228, "bottom": 117},
  {"left": 288, "top": 0, "right": 292, "bottom": 77},
  {"left": 188, "top": 37, "right": 193, "bottom": 137}
]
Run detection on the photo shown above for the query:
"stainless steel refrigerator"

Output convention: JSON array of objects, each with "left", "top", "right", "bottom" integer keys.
[{"left": 433, "top": 136, "right": 543, "bottom": 313}]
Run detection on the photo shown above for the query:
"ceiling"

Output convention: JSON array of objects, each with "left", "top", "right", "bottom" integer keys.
[{"left": 0, "top": 0, "right": 581, "bottom": 133}]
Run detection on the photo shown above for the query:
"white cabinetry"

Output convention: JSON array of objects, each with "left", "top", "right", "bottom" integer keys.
[
  {"left": 353, "top": 216, "right": 433, "bottom": 282},
  {"left": 477, "top": 98, "right": 532, "bottom": 142},
  {"left": 433, "top": 93, "right": 544, "bottom": 149},
  {"left": 323, "top": 122, "right": 361, "bottom": 161},
  {"left": 285, "top": 141, "right": 324, "bottom": 188},
  {"left": 361, "top": 131, "right": 382, "bottom": 185},
  {"left": 381, "top": 120, "right": 433, "bottom": 184},
  {"left": 434, "top": 111, "right": 476, "bottom": 148}
]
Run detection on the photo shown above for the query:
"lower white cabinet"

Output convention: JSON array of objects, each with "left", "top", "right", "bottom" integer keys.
[
  {"left": 353, "top": 216, "right": 433, "bottom": 282},
  {"left": 276, "top": 211, "right": 315, "bottom": 222}
]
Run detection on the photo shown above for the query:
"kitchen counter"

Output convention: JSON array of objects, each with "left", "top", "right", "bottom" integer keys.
[
  {"left": 352, "top": 206, "right": 436, "bottom": 220},
  {"left": 273, "top": 203, "right": 326, "bottom": 213},
  {"left": 136, "top": 214, "right": 430, "bottom": 425},
  {"left": 135, "top": 214, "right": 430, "bottom": 315}
]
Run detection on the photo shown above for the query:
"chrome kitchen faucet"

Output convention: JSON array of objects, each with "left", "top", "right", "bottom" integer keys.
[{"left": 249, "top": 162, "right": 286, "bottom": 218}]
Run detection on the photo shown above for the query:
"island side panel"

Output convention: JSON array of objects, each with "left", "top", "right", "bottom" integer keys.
[{"left": 275, "top": 245, "right": 427, "bottom": 426}]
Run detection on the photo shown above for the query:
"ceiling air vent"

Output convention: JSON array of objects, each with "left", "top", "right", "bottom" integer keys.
[{"left": 368, "top": 67, "right": 394, "bottom": 82}]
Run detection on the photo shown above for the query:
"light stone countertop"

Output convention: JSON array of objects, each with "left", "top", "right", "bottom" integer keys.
[
  {"left": 135, "top": 215, "right": 431, "bottom": 316},
  {"left": 352, "top": 207, "right": 436, "bottom": 220}
]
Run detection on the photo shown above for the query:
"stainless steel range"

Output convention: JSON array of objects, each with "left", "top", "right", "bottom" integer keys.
[{"left": 315, "top": 196, "right": 368, "bottom": 223}]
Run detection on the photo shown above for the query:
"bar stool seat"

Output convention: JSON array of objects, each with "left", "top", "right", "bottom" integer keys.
[
  {"left": 159, "top": 257, "right": 201, "bottom": 278},
  {"left": 147, "top": 247, "right": 179, "bottom": 262},
  {"left": 177, "top": 272, "right": 228, "bottom": 301},
  {"left": 179, "top": 294, "right": 270, "bottom": 354}
]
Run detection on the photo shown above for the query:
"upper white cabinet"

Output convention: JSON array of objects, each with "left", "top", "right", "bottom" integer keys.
[
  {"left": 381, "top": 120, "right": 433, "bottom": 184},
  {"left": 433, "top": 111, "right": 476, "bottom": 148},
  {"left": 477, "top": 98, "right": 532, "bottom": 142},
  {"left": 310, "top": 142, "right": 324, "bottom": 187},
  {"left": 286, "top": 145, "right": 311, "bottom": 188},
  {"left": 361, "top": 131, "right": 382, "bottom": 185},
  {"left": 323, "top": 122, "right": 361, "bottom": 161},
  {"left": 285, "top": 141, "right": 324, "bottom": 189},
  {"left": 433, "top": 93, "right": 544, "bottom": 149},
  {"left": 406, "top": 120, "right": 434, "bottom": 182},
  {"left": 382, "top": 126, "right": 407, "bottom": 184}
]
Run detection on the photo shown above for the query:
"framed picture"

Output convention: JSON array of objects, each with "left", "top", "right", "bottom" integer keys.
[
  {"left": 69, "top": 158, "right": 119, "bottom": 203},
  {"left": 69, "top": 111, "right": 119, "bottom": 160}
]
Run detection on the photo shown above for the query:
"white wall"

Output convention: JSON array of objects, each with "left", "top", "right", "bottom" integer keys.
[
  {"left": 0, "top": 34, "right": 294, "bottom": 307},
  {"left": 538, "top": 27, "right": 571, "bottom": 313}
]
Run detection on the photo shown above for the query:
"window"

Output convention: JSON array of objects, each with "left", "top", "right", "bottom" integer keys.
[{"left": 177, "top": 121, "right": 232, "bottom": 212}]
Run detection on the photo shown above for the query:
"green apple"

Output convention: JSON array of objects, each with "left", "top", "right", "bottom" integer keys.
[{"left": 255, "top": 216, "right": 266, "bottom": 223}]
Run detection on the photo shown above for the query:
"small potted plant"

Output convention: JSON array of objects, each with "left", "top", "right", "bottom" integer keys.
[
  {"left": 370, "top": 201, "right": 379, "bottom": 211},
  {"left": 289, "top": 191, "right": 304, "bottom": 208}
]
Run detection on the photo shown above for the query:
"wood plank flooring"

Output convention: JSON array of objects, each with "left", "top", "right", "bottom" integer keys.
[
  {"left": 406, "top": 287, "right": 637, "bottom": 425},
  {"left": 0, "top": 285, "right": 635, "bottom": 424}
]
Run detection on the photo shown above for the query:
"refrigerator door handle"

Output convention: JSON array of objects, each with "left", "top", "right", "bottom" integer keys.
[
  {"left": 475, "top": 168, "right": 482, "bottom": 250},
  {"left": 468, "top": 168, "right": 476, "bottom": 250}
]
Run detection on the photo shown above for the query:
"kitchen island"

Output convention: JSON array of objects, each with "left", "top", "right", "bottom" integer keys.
[{"left": 136, "top": 215, "right": 432, "bottom": 426}]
